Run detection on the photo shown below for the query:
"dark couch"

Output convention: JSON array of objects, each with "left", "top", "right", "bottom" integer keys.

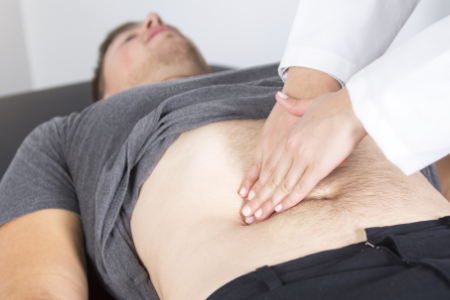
[{"left": 0, "top": 65, "right": 231, "bottom": 299}]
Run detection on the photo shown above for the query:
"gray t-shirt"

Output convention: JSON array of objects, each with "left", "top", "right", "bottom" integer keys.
[{"left": 0, "top": 64, "right": 441, "bottom": 299}]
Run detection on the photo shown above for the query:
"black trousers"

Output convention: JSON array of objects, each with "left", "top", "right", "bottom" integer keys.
[{"left": 207, "top": 217, "right": 450, "bottom": 300}]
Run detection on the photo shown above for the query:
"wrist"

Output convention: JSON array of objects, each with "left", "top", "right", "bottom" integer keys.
[
  {"left": 282, "top": 67, "right": 341, "bottom": 100},
  {"left": 337, "top": 88, "right": 367, "bottom": 140}
]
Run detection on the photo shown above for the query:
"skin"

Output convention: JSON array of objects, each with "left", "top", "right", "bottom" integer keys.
[
  {"left": 0, "top": 210, "right": 87, "bottom": 300},
  {"left": 241, "top": 87, "right": 367, "bottom": 223},
  {"left": 2, "top": 12, "right": 450, "bottom": 299},
  {"left": 240, "top": 68, "right": 450, "bottom": 222},
  {"left": 239, "top": 66, "right": 357, "bottom": 222},
  {"left": 102, "top": 13, "right": 210, "bottom": 99},
  {"left": 131, "top": 118, "right": 450, "bottom": 300},
  {"left": 0, "top": 12, "right": 210, "bottom": 299}
]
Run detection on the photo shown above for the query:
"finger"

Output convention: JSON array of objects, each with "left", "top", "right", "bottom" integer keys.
[
  {"left": 244, "top": 212, "right": 271, "bottom": 225},
  {"left": 243, "top": 133, "right": 288, "bottom": 209},
  {"left": 250, "top": 154, "right": 295, "bottom": 221},
  {"left": 276, "top": 164, "right": 325, "bottom": 213},
  {"left": 337, "top": 158, "right": 348, "bottom": 168},
  {"left": 276, "top": 92, "right": 314, "bottom": 117},
  {"left": 241, "top": 159, "right": 282, "bottom": 217},
  {"left": 250, "top": 136, "right": 287, "bottom": 196},
  {"left": 239, "top": 145, "right": 264, "bottom": 198},
  {"left": 257, "top": 161, "right": 306, "bottom": 220},
  {"left": 244, "top": 216, "right": 254, "bottom": 225}
]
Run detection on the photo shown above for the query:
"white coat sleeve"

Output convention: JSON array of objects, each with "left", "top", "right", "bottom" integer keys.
[
  {"left": 347, "top": 15, "right": 450, "bottom": 175},
  {"left": 279, "top": 0, "right": 420, "bottom": 83}
]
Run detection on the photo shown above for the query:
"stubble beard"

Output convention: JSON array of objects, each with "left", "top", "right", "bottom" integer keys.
[{"left": 127, "top": 34, "right": 208, "bottom": 88}]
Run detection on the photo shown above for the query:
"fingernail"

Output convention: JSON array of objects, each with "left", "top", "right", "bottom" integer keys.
[
  {"left": 248, "top": 190, "right": 255, "bottom": 200},
  {"left": 255, "top": 208, "right": 262, "bottom": 218},
  {"left": 239, "top": 187, "right": 246, "bottom": 197},
  {"left": 275, "top": 204, "right": 282, "bottom": 212},
  {"left": 242, "top": 205, "right": 252, "bottom": 217},
  {"left": 277, "top": 92, "right": 288, "bottom": 99},
  {"left": 245, "top": 216, "right": 254, "bottom": 224}
]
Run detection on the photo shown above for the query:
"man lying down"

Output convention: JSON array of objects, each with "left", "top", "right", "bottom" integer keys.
[{"left": 1, "top": 12, "right": 450, "bottom": 300}]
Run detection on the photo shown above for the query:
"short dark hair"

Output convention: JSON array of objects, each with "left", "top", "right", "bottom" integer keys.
[{"left": 91, "top": 22, "right": 140, "bottom": 103}]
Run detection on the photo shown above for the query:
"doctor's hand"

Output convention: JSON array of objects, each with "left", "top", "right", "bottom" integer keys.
[
  {"left": 238, "top": 67, "right": 341, "bottom": 224},
  {"left": 237, "top": 101, "right": 301, "bottom": 202},
  {"left": 240, "top": 88, "right": 367, "bottom": 224}
]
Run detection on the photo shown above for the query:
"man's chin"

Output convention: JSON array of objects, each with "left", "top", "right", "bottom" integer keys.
[
  {"left": 150, "top": 35, "right": 200, "bottom": 64},
  {"left": 126, "top": 40, "right": 208, "bottom": 89}
]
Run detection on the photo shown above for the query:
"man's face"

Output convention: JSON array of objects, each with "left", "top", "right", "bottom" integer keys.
[{"left": 102, "top": 13, "right": 209, "bottom": 99}]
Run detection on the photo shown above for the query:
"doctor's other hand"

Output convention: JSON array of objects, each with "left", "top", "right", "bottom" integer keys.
[
  {"left": 237, "top": 100, "right": 301, "bottom": 204},
  {"left": 241, "top": 88, "right": 367, "bottom": 224}
]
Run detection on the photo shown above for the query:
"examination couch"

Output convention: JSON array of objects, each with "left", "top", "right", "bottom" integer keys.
[{"left": 0, "top": 65, "right": 231, "bottom": 299}]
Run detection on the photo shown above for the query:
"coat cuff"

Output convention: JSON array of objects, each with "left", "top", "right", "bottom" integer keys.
[{"left": 278, "top": 46, "right": 357, "bottom": 85}]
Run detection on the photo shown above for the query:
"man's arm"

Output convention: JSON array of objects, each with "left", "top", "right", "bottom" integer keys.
[{"left": 0, "top": 209, "right": 88, "bottom": 300}]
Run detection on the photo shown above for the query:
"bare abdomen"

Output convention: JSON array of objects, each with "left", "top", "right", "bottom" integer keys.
[{"left": 131, "top": 119, "right": 450, "bottom": 300}]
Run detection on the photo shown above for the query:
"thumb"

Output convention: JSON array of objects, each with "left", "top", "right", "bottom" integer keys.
[
  {"left": 337, "top": 158, "right": 348, "bottom": 168},
  {"left": 275, "top": 92, "right": 314, "bottom": 117}
]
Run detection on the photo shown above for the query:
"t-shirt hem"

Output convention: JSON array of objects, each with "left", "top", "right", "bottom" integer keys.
[{"left": 0, "top": 200, "right": 80, "bottom": 227}]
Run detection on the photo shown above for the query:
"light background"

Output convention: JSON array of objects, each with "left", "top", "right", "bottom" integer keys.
[{"left": 1, "top": 0, "right": 450, "bottom": 98}]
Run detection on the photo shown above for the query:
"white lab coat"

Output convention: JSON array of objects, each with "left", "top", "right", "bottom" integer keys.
[{"left": 279, "top": 0, "right": 450, "bottom": 175}]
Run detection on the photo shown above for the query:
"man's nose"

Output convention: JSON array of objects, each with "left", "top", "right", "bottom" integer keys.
[{"left": 142, "top": 13, "right": 166, "bottom": 32}]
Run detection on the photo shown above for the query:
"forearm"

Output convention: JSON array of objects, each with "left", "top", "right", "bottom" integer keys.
[
  {"left": 2, "top": 280, "right": 84, "bottom": 300},
  {"left": 347, "top": 16, "right": 450, "bottom": 175},
  {"left": 282, "top": 67, "right": 340, "bottom": 99},
  {"left": 0, "top": 209, "right": 88, "bottom": 300},
  {"left": 279, "top": 0, "right": 419, "bottom": 82},
  {"left": 3, "top": 270, "right": 87, "bottom": 300}
]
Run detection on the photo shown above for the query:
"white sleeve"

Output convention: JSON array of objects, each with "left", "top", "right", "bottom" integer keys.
[
  {"left": 279, "top": 0, "right": 420, "bottom": 83},
  {"left": 347, "top": 15, "right": 450, "bottom": 175}
]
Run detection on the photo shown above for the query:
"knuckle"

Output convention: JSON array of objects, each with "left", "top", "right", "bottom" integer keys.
[
  {"left": 284, "top": 138, "right": 293, "bottom": 152},
  {"left": 252, "top": 161, "right": 262, "bottom": 172},
  {"left": 295, "top": 182, "right": 306, "bottom": 193},
  {"left": 279, "top": 179, "right": 291, "bottom": 194},
  {"left": 284, "top": 138, "right": 295, "bottom": 153},
  {"left": 268, "top": 175, "right": 280, "bottom": 191},
  {"left": 263, "top": 161, "right": 275, "bottom": 174}
]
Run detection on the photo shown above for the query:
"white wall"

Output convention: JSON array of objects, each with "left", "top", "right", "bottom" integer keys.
[
  {"left": 20, "top": 0, "right": 299, "bottom": 90},
  {"left": 0, "top": 0, "right": 31, "bottom": 97},
  {"left": 1, "top": 0, "right": 450, "bottom": 96}
]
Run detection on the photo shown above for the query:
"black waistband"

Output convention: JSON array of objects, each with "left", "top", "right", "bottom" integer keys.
[{"left": 207, "top": 217, "right": 450, "bottom": 300}]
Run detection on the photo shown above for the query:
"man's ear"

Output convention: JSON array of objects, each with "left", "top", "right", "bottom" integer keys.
[{"left": 102, "top": 86, "right": 114, "bottom": 100}]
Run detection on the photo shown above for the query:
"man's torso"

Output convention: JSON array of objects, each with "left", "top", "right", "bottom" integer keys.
[{"left": 131, "top": 119, "right": 450, "bottom": 300}]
